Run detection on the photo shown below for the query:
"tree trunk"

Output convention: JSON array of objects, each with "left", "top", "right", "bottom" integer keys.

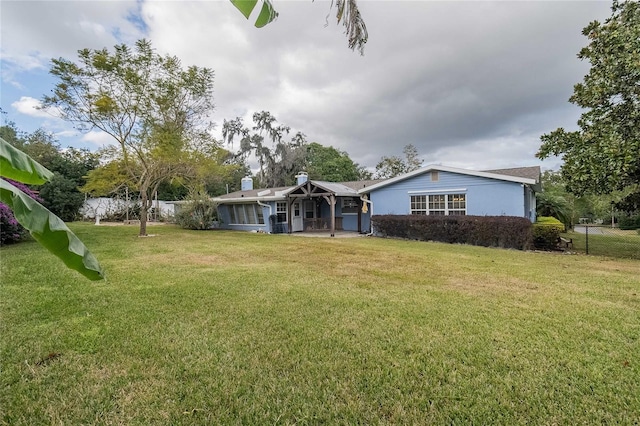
[{"left": 139, "top": 191, "right": 148, "bottom": 236}]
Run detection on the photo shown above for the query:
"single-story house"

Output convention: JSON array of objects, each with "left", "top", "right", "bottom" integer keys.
[{"left": 212, "top": 165, "right": 541, "bottom": 236}]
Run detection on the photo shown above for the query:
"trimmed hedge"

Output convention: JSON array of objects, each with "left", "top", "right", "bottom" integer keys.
[
  {"left": 532, "top": 216, "right": 564, "bottom": 250},
  {"left": 371, "top": 215, "right": 532, "bottom": 250}
]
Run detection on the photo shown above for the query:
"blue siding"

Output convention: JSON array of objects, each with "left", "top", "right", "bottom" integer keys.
[{"left": 370, "top": 171, "right": 528, "bottom": 219}]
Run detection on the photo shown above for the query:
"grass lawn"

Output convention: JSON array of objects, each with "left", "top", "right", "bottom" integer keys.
[
  {"left": 563, "top": 229, "right": 640, "bottom": 260},
  {"left": 1, "top": 223, "right": 639, "bottom": 424}
]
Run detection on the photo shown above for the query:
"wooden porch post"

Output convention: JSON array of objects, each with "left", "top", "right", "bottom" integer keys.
[
  {"left": 357, "top": 198, "right": 362, "bottom": 233},
  {"left": 330, "top": 194, "right": 336, "bottom": 237},
  {"left": 287, "top": 196, "right": 293, "bottom": 234}
]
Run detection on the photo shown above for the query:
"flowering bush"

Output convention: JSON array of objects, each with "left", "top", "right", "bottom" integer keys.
[{"left": 0, "top": 179, "right": 42, "bottom": 245}]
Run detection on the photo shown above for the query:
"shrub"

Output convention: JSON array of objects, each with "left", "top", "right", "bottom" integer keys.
[
  {"left": 618, "top": 215, "right": 640, "bottom": 230},
  {"left": 0, "top": 179, "right": 42, "bottom": 245},
  {"left": 371, "top": 215, "right": 532, "bottom": 250},
  {"left": 174, "top": 188, "right": 218, "bottom": 230},
  {"left": 0, "top": 203, "right": 26, "bottom": 245},
  {"left": 532, "top": 216, "right": 564, "bottom": 250}
]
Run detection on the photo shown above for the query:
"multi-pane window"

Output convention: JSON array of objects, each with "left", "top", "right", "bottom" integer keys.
[
  {"left": 228, "top": 204, "right": 265, "bottom": 225},
  {"left": 276, "top": 202, "right": 287, "bottom": 223},
  {"left": 448, "top": 193, "right": 466, "bottom": 215},
  {"left": 342, "top": 198, "right": 359, "bottom": 214},
  {"left": 410, "top": 195, "right": 428, "bottom": 215},
  {"left": 428, "top": 194, "right": 446, "bottom": 215},
  {"left": 410, "top": 194, "right": 466, "bottom": 216}
]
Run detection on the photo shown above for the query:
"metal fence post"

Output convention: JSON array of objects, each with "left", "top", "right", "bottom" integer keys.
[{"left": 585, "top": 225, "right": 589, "bottom": 255}]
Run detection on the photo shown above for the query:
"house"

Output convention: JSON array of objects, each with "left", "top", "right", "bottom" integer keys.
[{"left": 212, "top": 165, "right": 541, "bottom": 235}]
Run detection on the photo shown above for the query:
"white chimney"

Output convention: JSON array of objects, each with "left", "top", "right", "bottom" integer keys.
[
  {"left": 296, "top": 171, "right": 308, "bottom": 185},
  {"left": 241, "top": 176, "right": 253, "bottom": 191}
]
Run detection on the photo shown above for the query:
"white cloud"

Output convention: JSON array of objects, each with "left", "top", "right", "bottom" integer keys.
[
  {"left": 11, "top": 96, "right": 60, "bottom": 119},
  {"left": 1, "top": 0, "right": 613, "bottom": 171},
  {"left": 81, "top": 130, "right": 117, "bottom": 148}
]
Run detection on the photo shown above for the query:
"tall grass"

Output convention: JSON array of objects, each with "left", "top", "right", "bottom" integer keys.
[{"left": 1, "top": 224, "right": 639, "bottom": 424}]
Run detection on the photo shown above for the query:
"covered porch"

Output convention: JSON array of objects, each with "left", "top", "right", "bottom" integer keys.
[{"left": 285, "top": 180, "right": 369, "bottom": 237}]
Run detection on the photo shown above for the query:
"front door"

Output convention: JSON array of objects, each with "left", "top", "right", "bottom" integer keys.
[{"left": 292, "top": 202, "right": 303, "bottom": 232}]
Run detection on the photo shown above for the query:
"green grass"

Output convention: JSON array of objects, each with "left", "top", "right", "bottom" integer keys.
[
  {"left": 563, "top": 229, "right": 640, "bottom": 259},
  {"left": 2, "top": 223, "right": 639, "bottom": 424}
]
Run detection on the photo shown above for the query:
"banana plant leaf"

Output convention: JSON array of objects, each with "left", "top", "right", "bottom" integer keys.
[
  {"left": 230, "top": 0, "right": 278, "bottom": 28},
  {"left": 0, "top": 179, "right": 105, "bottom": 281},
  {"left": 1, "top": 137, "right": 54, "bottom": 185}
]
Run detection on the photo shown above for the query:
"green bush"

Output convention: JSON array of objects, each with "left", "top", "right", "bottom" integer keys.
[
  {"left": 174, "top": 189, "right": 217, "bottom": 230},
  {"left": 618, "top": 215, "right": 640, "bottom": 230},
  {"left": 532, "top": 216, "right": 564, "bottom": 250}
]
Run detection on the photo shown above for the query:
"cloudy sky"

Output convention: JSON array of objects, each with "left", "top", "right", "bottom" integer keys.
[{"left": 1, "top": 0, "right": 612, "bottom": 173}]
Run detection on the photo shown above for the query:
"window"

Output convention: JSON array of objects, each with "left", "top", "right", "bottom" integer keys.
[
  {"left": 244, "top": 204, "right": 257, "bottom": 224},
  {"left": 228, "top": 204, "right": 265, "bottom": 225},
  {"left": 304, "top": 202, "right": 315, "bottom": 219},
  {"left": 448, "top": 193, "right": 466, "bottom": 215},
  {"left": 410, "top": 194, "right": 466, "bottom": 216},
  {"left": 342, "top": 197, "right": 359, "bottom": 214},
  {"left": 234, "top": 205, "right": 245, "bottom": 223},
  {"left": 276, "top": 202, "right": 287, "bottom": 223},
  {"left": 428, "top": 194, "right": 446, "bottom": 215},
  {"left": 410, "top": 195, "right": 427, "bottom": 215}
]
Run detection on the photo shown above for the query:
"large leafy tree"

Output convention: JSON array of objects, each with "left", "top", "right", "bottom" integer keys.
[
  {"left": 537, "top": 0, "right": 639, "bottom": 199},
  {"left": 374, "top": 144, "right": 423, "bottom": 179},
  {"left": 42, "top": 39, "right": 216, "bottom": 236},
  {"left": 306, "top": 142, "right": 367, "bottom": 182}
]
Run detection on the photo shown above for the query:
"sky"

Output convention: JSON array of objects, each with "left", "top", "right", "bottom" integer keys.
[{"left": 1, "top": 0, "right": 613, "bottom": 173}]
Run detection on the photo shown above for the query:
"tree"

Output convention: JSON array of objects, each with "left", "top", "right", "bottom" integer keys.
[
  {"left": 42, "top": 39, "right": 216, "bottom": 236},
  {"left": 230, "top": 0, "right": 368, "bottom": 54},
  {"left": 374, "top": 144, "right": 424, "bottom": 179},
  {"left": 536, "top": 171, "right": 574, "bottom": 227},
  {"left": 537, "top": 1, "right": 639, "bottom": 200},
  {"left": 306, "top": 142, "right": 364, "bottom": 182},
  {"left": 222, "top": 111, "right": 307, "bottom": 188},
  {"left": 0, "top": 137, "right": 103, "bottom": 280}
]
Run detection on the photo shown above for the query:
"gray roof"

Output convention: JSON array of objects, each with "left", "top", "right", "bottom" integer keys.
[
  {"left": 339, "top": 179, "right": 386, "bottom": 191},
  {"left": 484, "top": 166, "right": 541, "bottom": 183},
  {"left": 215, "top": 185, "right": 292, "bottom": 201},
  {"left": 305, "top": 181, "right": 360, "bottom": 197},
  {"left": 214, "top": 165, "right": 542, "bottom": 203}
]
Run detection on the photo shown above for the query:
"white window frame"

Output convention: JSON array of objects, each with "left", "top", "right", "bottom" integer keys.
[
  {"left": 410, "top": 195, "right": 428, "bottom": 215},
  {"left": 228, "top": 204, "right": 265, "bottom": 225},
  {"left": 410, "top": 193, "right": 466, "bottom": 216},
  {"left": 276, "top": 202, "right": 287, "bottom": 223}
]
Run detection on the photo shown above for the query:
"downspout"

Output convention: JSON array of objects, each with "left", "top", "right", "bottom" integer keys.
[
  {"left": 257, "top": 200, "right": 272, "bottom": 232},
  {"left": 360, "top": 195, "right": 374, "bottom": 236}
]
